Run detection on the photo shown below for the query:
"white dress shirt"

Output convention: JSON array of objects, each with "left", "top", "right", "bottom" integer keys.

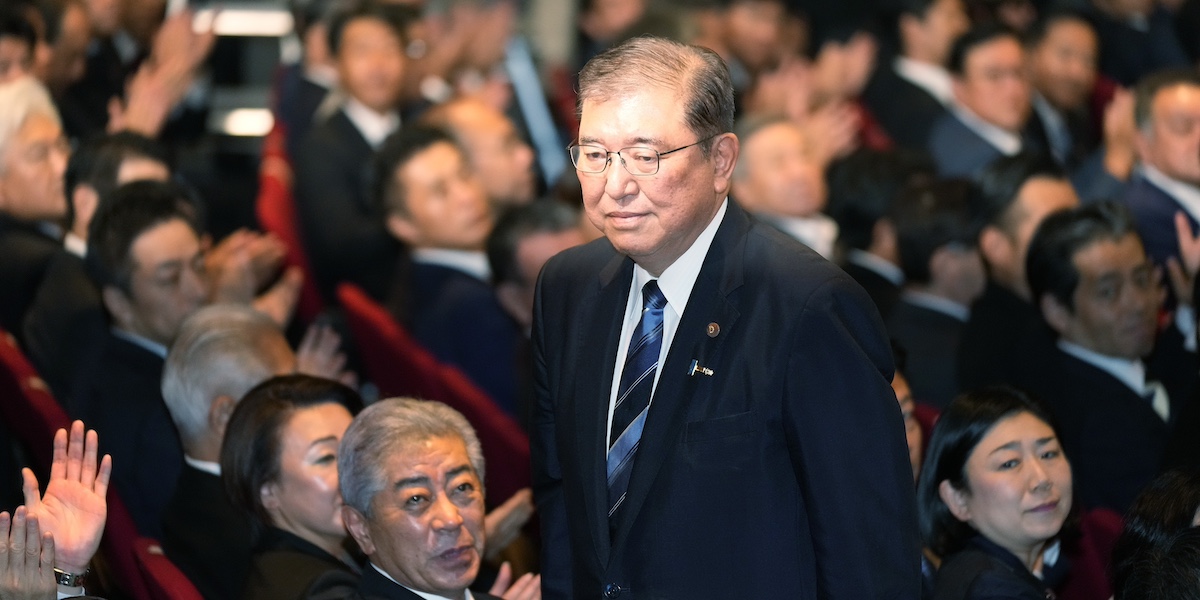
[
  {"left": 894, "top": 57, "right": 955, "bottom": 106},
  {"left": 1058, "top": 340, "right": 1170, "bottom": 421},
  {"left": 901, "top": 289, "right": 970, "bottom": 322},
  {"left": 605, "top": 200, "right": 728, "bottom": 447},
  {"left": 342, "top": 97, "right": 400, "bottom": 149},
  {"left": 847, "top": 249, "right": 905, "bottom": 287},
  {"left": 370, "top": 563, "right": 475, "bottom": 600},
  {"left": 411, "top": 248, "right": 491, "bottom": 282}
]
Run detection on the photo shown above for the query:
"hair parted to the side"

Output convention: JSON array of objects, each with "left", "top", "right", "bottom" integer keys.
[{"left": 577, "top": 36, "right": 734, "bottom": 158}]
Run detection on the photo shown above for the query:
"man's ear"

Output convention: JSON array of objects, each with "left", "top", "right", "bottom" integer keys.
[
  {"left": 343, "top": 505, "right": 376, "bottom": 556},
  {"left": 978, "top": 226, "right": 1012, "bottom": 270},
  {"left": 939, "top": 479, "right": 972, "bottom": 523},
  {"left": 101, "top": 285, "right": 135, "bottom": 330},
  {"left": 711, "top": 133, "right": 740, "bottom": 195},
  {"left": 71, "top": 185, "right": 100, "bottom": 236},
  {"left": 209, "top": 394, "right": 236, "bottom": 441},
  {"left": 1040, "top": 293, "right": 1072, "bottom": 336},
  {"left": 386, "top": 213, "right": 421, "bottom": 246}
]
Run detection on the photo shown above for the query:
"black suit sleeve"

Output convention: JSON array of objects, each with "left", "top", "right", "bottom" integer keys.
[{"left": 783, "top": 276, "right": 922, "bottom": 598}]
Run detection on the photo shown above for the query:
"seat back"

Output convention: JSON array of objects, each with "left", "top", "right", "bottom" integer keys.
[
  {"left": 134, "top": 537, "right": 204, "bottom": 600},
  {"left": 913, "top": 402, "right": 940, "bottom": 458},
  {"left": 256, "top": 122, "right": 325, "bottom": 323},
  {"left": 1057, "top": 507, "right": 1123, "bottom": 600},
  {"left": 336, "top": 284, "right": 531, "bottom": 504}
]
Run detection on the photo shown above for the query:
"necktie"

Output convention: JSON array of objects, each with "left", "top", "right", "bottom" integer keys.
[
  {"left": 607, "top": 280, "right": 667, "bottom": 524},
  {"left": 1144, "top": 380, "right": 1170, "bottom": 422}
]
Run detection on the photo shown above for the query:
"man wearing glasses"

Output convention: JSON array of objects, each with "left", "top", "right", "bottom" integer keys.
[{"left": 531, "top": 36, "right": 919, "bottom": 599}]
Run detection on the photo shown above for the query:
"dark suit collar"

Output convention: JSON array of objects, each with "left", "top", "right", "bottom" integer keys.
[{"left": 357, "top": 564, "right": 499, "bottom": 600}]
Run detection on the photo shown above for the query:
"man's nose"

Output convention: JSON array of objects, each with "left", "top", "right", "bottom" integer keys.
[
  {"left": 430, "top": 494, "right": 465, "bottom": 531},
  {"left": 603, "top": 154, "right": 637, "bottom": 201}
]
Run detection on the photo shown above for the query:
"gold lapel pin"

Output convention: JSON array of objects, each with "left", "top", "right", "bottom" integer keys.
[{"left": 706, "top": 322, "right": 720, "bottom": 338}]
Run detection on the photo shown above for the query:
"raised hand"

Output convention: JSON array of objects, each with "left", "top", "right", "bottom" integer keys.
[
  {"left": 0, "top": 507, "right": 56, "bottom": 600},
  {"left": 488, "top": 561, "right": 540, "bottom": 600},
  {"left": 483, "top": 488, "right": 534, "bottom": 560},
  {"left": 22, "top": 421, "right": 110, "bottom": 576},
  {"left": 295, "top": 322, "right": 357, "bottom": 387}
]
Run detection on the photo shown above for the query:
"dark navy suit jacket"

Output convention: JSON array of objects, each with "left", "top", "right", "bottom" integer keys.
[
  {"left": 532, "top": 201, "right": 919, "bottom": 599},
  {"left": 1122, "top": 172, "right": 1200, "bottom": 270}
]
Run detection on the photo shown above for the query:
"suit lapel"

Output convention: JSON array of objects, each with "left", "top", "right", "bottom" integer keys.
[
  {"left": 571, "top": 252, "right": 633, "bottom": 566},
  {"left": 608, "top": 205, "right": 749, "bottom": 554}
]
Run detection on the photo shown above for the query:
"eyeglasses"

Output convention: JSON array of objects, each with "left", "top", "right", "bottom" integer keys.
[{"left": 567, "top": 134, "right": 720, "bottom": 176}]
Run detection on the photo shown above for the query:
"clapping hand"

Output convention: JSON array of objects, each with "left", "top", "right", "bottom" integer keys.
[{"left": 0, "top": 507, "right": 56, "bottom": 600}]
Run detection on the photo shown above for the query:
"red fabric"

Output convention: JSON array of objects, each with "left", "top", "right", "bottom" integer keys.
[
  {"left": 255, "top": 122, "right": 325, "bottom": 323},
  {"left": 135, "top": 537, "right": 203, "bottom": 600},
  {"left": 337, "top": 284, "right": 531, "bottom": 505},
  {"left": 913, "top": 403, "right": 940, "bottom": 458},
  {"left": 1057, "top": 508, "right": 1123, "bottom": 600},
  {"left": 0, "top": 331, "right": 153, "bottom": 599}
]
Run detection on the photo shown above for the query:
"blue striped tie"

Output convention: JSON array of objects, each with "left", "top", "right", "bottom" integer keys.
[{"left": 607, "top": 280, "right": 667, "bottom": 525}]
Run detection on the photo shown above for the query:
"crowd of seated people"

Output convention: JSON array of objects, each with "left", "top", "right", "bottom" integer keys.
[{"left": 6, "top": 0, "right": 1200, "bottom": 597}]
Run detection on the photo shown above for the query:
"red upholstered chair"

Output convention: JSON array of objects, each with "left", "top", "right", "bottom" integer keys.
[
  {"left": 0, "top": 331, "right": 154, "bottom": 600},
  {"left": 255, "top": 122, "right": 325, "bottom": 323},
  {"left": 913, "top": 403, "right": 940, "bottom": 458},
  {"left": 1057, "top": 507, "right": 1124, "bottom": 600},
  {"left": 135, "top": 537, "right": 203, "bottom": 600},
  {"left": 336, "top": 284, "right": 531, "bottom": 504}
]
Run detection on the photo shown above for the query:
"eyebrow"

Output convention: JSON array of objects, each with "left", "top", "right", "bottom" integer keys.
[
  {"left": 393, "top": 464, "right": 474, "bottom": 489},
  {"left": 152, "top": 260, "right": 184, "bottom": 276},
  {"left": 308, "top": 435, "right": 339, "bottom": 449},
  {"left": 988, "top": 437, "right": 1056, "bottom": 455},
  {"left": 577, "top": 135, "right": 667, "bottom": 147}
]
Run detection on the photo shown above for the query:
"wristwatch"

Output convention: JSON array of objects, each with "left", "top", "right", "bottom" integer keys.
[{"left": 53, "top": 567, "right": 88, "bottom": 587}]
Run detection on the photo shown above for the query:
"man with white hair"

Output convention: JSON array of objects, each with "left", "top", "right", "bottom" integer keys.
[
  {"left": 0, "top": 75, "right": 69, "bottom": 334},
  {"left": 307, "top": 398, "right": 540, "bottom": 600},
  {"left": 159, "top": 303, "right": 299, "bottom": 599}
]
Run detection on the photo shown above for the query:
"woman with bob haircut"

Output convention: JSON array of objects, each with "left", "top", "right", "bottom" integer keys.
[{"left": 917, "top": 387, "right": 1074, "bottom": 599}]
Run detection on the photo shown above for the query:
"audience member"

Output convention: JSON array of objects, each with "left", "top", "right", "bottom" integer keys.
[
  {"left": 864, "top": 0, "right": 969, "bottom": 151},
  {"left": 486, "top": 200, "right": 585, "bottom": 426},
  {"left": 731, "top": 114, "right": 836, "bottom": 258},
  {"left": 0, "top": 6, "right": 36, "bottom": 84},
  {"left": 275, "top": 0, "right": 340, "bottom": 159},
  {"left": 71, "top": 179, "right": 207, "bottom": 537},
  {"left": 294, "top": 1, "right": 410, "bottom": 301},
  {"left": 1023, "top": 201, "right": 1197, "bottom": 513},
  {"left": 305, "top": 397, "right": 540, "bottom": 600},
  {"left": 575, "top": 0, "right": 648, "bottom": 70},
  {"left": 887, "top": 179, "right": 983, "bottom": 408},
  {"left": 1118, "top": 527, "right": 1200, "bottom": 600},
  {"left": 690, "top": 0, "right": 790, "bottom": 94},
  {"left": 1025, "top": 12, "right": 1102, "bottom": 172},
  {"left": 28, "top": 0, "right": 90, "bottom": 95},
  {"left": 918, "top": 387, "right": 1073, "bottom": 599},
  {"left": 1124, "top": 68, "right": 1200, "bottom": 270},
  {"left": 928, "top": 24, "right": 1033, "bottom": 178},
  {"left": 827, "top": 148, "right": 936, "bottom": 319},
  {"left": 957, "top": 153, "right": 1077, "bottom": 391},
  {"left": 0, "top": 76, "right": 68, "bottom": 337},
  {"left": 376, "top": 125, "right": 521, "bottom": 415},
  {"left": 1111, "top": 468, "right": 1200, "bottom": 597},
  {"left": 159, "top": 305, "right": 297, "bottom": 600},
  {"left": 421, "top": 97, "right": 538, "bottom": 209}
]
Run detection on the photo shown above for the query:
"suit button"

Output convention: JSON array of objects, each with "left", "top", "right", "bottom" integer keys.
[{"left": 603, "top": 583, "right": 622, "bottom": 598}]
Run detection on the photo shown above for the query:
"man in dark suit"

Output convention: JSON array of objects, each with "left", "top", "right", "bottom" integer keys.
[
  {"left": 160, "top": 305, "right": 297, "bottom": 600},
  {"left": 1123, "top": 69, "right": 1200, "bottom": 271},
  {"left": 958, "top": 153, "right": 1079, "bottom": 392},
  {"left": 927, "top": 24, "right": 1034, "bottom": 179},
  {"left": 1023, "top": 201, "right": 1197, "bottom": 513},
  {"left": 862, "top": 0, "right": 969, "bottom": 151},
  {"left": 310, "top": 398, "right": 532, "bottom": 600},
  {"left": 886, "top": 179, "right": 984, "bottom": 408},
  {"left": 293, "top": 2, "right": 410, "bottom": 302},
  {"left": 71, "top": 180, "right": 210, "bottom": 538},
  {"left": 377, "top": 126, "right": 522, "bottom": 416},
  {"left": 533, "top": 37, "right": 918, "bottom": 599}
]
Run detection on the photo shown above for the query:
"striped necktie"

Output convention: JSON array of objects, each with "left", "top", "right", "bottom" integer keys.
[{"left": 607, "top": 280, "right": 667, "bottom": 526}]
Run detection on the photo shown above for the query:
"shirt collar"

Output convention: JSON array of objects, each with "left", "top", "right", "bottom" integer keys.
[
  {"left": 633, "top": 199, "right": 728, "bottom": 318},
  {"left": 760, "top": 213, "right": 838, "bottom": 260},
  {"left": 411, "top": 248, "right": 491, "bottom": 282},
  {"left": 183, "top": 455, "right": 221, "bottom": 476},
  {"left": 847, "top": 249, "right": 905, "bottom": 286},
  {"left": 369, "top": 563, "right": 473, "bottom": 600},
  {"left": 342, "top": 97, "right": 400, "bottom": 149},
  {"left": 893, "top": 57, "right": 955, "bottom": 106},
  {"left": 111, "top": 327, "right": 168, "bottom": 359},
  {"left": 901, "top": 289, "right": 970, "bottom": 322},
  {"left": 1058, "top": 339, "right": 1148, "bottom": 395},
  {"left": 1140, "top": 165, "right": 1200, "bottom": 226},
  {"left": 950, "top": 103, "right": 1023, "bottom": 156},
  {"left": 64, "top": 232, "right": 87, "bottom": 258}
]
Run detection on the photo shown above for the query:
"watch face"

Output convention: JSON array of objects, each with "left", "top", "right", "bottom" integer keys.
[{"left": 53, "top": 567, "right": 88, "bottom": 587}]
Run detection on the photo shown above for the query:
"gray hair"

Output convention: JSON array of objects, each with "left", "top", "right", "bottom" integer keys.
[
  {"left": 339, "top": 398, "right": 485, "bottom": 516},
  {"left": 577, "top": 36, "right": 735, "bottom": 158},
  {"left": 0, "top": 77, "right": 61, "bottom": 173},
  {"left": 161, "top": 304, "right": 291, "bottom": 448}
]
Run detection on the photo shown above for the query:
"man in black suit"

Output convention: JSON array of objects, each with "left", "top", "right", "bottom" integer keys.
[
  {"left": 927, "top": 24, "right": 1035, "bottom": 178},
  {"left": 160, "top": 305, "right": 296, "bottom": 600},
  {"left": 958, "top": 153, "right": 1079, "bottom": 392},
  {"left": 293, "top": 2, "right": 410, "bottom": 301},
  {"left": 377, "top": 126, "right": 521, "bottom": 416},
  {"left": 421, "top": 98, "right": 539, "bottom": 210},
  {"left": 71, "top": 180, "right": 210, "bottom": 538},
  {"left": 310, "top": 398, "right": 535, "bottom": 600},
  {"left": 533, "top": 37, "right": 918, "bottom": 599},
  {"left": 1023, "top": 201, "right": 1197, "bottom": 513},
  {"left": 0, "top": 76, "right": 69, "bottom": 337},
  {"left": 863, "top": 0, "right": 969, "bottom": 151},
  {"left": 886, "top": 179, "right": 984, "bottom": 409}
]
